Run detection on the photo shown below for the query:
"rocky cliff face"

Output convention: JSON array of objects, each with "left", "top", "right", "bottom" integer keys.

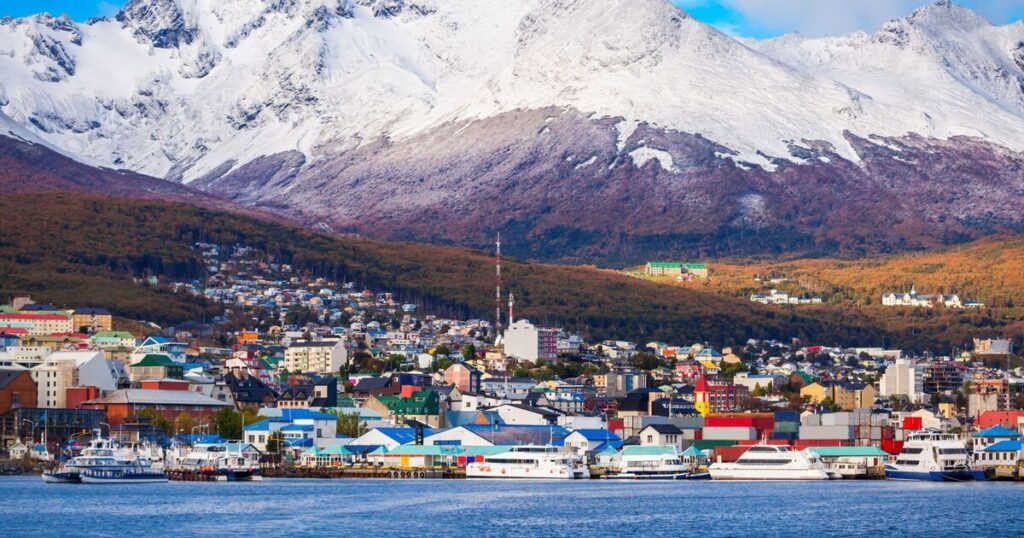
[{"left": 1, "top": 0, "right": 1024, "bottom": 262}]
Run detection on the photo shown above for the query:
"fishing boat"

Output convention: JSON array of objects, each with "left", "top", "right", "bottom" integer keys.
[
  {"left": 605, "top": 445, "right": 693, "bottom": 480},
  {"left": 708, "top": 444, "right": 832, "bottom": 480},
  {"left": 884, "top": 430, "right": 985, "bottom": 481},
  {"left": 170, "top": 442, "right": 261, "bottom": 481},
  {"left": 467, "top": 446, "right": 590, "bottom": 479}
]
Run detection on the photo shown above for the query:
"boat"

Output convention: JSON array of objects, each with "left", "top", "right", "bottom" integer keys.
[
  {"left": 170, "top": 442, "right": 261, "bottom": 481},
  {"left": 466, "top": 445, "right": 590, "bottom": 479},
  {"left": 79, "top": 456, "right": 168, "bottom": 484},
  {"left": 708, "top": 445, "right": 832, "bottom": 480},
  {"left": 43, "top": 432, "right": 165, "bottom": 484},
  {"left": 605, "top": 445, "right": 693, "bottom": 480},
  {"left": 884, "top": 430, "right": 986, "bottom": 481}
]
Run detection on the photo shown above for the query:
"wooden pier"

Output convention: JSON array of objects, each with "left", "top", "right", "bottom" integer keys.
[{"left": 258, "top": 466, "right": 467, "bottom": 480}]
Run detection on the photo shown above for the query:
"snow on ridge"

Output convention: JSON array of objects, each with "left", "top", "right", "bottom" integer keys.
[
  {"left": 629, "top": 146, "right": 677, "bottom": 173},
  {"left": 0, "top": 0, "right": 1022, "bottom": 183}
]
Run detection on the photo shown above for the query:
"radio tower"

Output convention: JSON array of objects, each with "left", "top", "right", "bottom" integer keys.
[
  {"left": 495, "top": 233, "right": 502, "bottom": 339},
  {"left": 508, "top": 292, "right": 515, "bottom": 326}
]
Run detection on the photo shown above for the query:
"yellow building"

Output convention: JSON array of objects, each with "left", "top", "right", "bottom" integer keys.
[
  {"left": 801, "top": 381, "right": 876, "bottom": 411},
  {"left": 72, "top": 308, "right": 113, "bottom": 332}
]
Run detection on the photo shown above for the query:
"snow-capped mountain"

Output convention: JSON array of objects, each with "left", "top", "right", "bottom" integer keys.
[{"left": 2, "top": 0, "right": 1024, "bottom": 262}]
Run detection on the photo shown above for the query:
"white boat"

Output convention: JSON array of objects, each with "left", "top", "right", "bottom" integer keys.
[
  {"left": 170, "top": 443, "right": 261, "bottom": 481},
  {"left": 885, "top": 430, "right": 985, "bottom": 481},
  {"left": 605, "top": 445, "right": 692, "bottom": 480},
  {"left": 79, "top": 456, "right": 168, "bottom": 484},
  {"left": 709, "top": 445, "right": 832, "bottom": 480},
  {"left": 466, "top": 446, "right": 590, "bottom": 479},
  {"left": 43, "top": 433, "right": 166, "bottom": 484}
]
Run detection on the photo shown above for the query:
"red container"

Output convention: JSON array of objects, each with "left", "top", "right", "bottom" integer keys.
[
  {"left": 881, "top": 427, "right": 895, "bottom": 439},
  {"left": 793, "top": 439, "right": 846, "bottom": 450},
  {"left": 706, "top": 414, "right": 775, "bottom": 430},
  {"left": 881, "top": 439, "right": 904, "bottom": 455},
  {"left": 608, "top": 419, "right": 624, "bottom": 435},
  {"left": 457, "top": 456, "right": 467, "bottom": 467},
  {"left": 903, "top": 417, "right": 923, "bottom": 430},
  {"left": 713, "top": 445, "right": 750, "bottom": 463}
]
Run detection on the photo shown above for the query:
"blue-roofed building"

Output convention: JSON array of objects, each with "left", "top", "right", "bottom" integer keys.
[
  {"left": 971, "top": 425, "right": 1022, "bottom": 453},
  {"left": 132, "top": 335, "right": 188, "bottom": 363},
  {"left": 243, "top": 408, "right": 338, "bottom": 452},
  {"left": 349, "top": 427, "right": 440, "bottom": 451},
  {"left": 564, "top": 429, "right": 623, "bottom": 456},
  {"left": 978, "top": 439, "right": 1024, "bottom": 469}
]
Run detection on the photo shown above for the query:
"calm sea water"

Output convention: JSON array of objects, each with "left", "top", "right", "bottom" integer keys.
[{"left": 3, "top": 476, "right": 1024, "bottom": 537}]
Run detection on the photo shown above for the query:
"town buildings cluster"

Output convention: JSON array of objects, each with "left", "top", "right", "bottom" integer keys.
[
  {"left": 1, "top": 244, "right": 1022, "bottom": 471},
  {"left": 882, "top": 285, "right": 985, "bottom": 309}
]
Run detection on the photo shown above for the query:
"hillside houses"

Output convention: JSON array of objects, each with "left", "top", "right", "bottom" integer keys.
[{"left": 882, "top": 285, "right": 984, "bottom": 309}]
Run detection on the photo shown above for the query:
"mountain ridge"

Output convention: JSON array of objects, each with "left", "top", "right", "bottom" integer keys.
[{"left": 2, "top": 0, "right": 1024, "bottom": 262}]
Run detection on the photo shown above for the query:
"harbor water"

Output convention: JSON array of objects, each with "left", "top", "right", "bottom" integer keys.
[{"left": 3, "top": 476, "right": 1024, "bottom": 536}]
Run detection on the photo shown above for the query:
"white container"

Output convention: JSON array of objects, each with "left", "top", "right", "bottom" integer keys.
[
  {"left": 799, "top": 425, "right": 854, "bottom": 440},
  {"left": 702, "top": 427, "right": 757, "bottom": 441}
]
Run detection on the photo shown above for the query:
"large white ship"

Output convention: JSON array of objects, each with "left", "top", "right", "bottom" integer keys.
[
  {"left": 169, "top": 443, "right": 261, "bottom": 481},
  {"left": 43, "top": 434, "right": 166, "bottom": 484},
  {"left": 467, "top": 446, "right": 590, "bottom": 479},
  {"left": 884, "top": 430, "right": 985, "bottom": 481},
  {"left": 709, "top": 445, "right": 832, "bottom": 480}
]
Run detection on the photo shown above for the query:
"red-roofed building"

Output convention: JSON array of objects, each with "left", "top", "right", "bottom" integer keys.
[
  {"left": 977, "top": 410, "right": 1024, "bottom": 430},
  {"left": 0, "top": 313, "right": 73, "bottom": 335},
  {"left": 693, "top": 374, "right": 749, "bottom": 416}
]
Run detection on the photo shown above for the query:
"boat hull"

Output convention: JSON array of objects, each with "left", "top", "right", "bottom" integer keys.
[
  {"left": 42, "top": 471, "right": 80, "bottom": 484},
  {"left": 884, "top": 468, "right": 986, "bottom": 481},
  {"left": 709, "top": 468, "right": 830, "bottom": 480},
  {"left": 605, "top": 472, "right": 690, "bottom": 480},
  {"left": 80, "top": 475, "right": 168, "bottom": 484}
]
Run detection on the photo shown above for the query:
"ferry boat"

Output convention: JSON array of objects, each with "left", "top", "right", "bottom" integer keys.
[
  {"left": 605, "top": 446, "right": 692, "bottom": 480},
  {"left": 708, "top": 445, "right": 832, "bottom": 480},
  {"left": 884, "top": 430, "right": 985, "bottom": 481},
  {"left": 170, "top": 443, "right": 261, "bottom": 481},
  {"left": 80, "top": 456, "right": 168, "bottom": 484},
  {"left": 43, "top": 433, "right": 166, "bottom": 484},
  {"left": 466, "top": 446, "right": 590, "bottom": 479}
]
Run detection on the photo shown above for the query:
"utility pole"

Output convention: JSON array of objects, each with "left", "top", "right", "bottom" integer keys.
[{"left": 495, "top": 233, "right": 502, "bottom": 340}]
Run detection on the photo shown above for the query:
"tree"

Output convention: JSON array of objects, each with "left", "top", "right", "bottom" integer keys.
[
  {"left": 266, "top": 431, "right": 285, "bottom": 453},
  {"left": 461, "top": 343, "right": 476, "bottom": 362},
  {"left": 752, "top": 383, "right": 765, "bottom": 397},
  {"left": 326, "top": 409, "right": 366, "bottom": 438}
]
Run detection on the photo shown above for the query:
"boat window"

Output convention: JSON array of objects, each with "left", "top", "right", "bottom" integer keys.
[
  {"left": 900, "top": 448, "right": 924, "bottom": 455},
  {"left": 895, "top": 459, "right": 919, "bottom": 466},
  {"left": 734, "top": 459, "right": 788, "bottom": 465},
  {"left": 745, "top": 446, "right": 780, "bottom": 453},
  {"left": 938, "top": 448, "right": 966, "bottom": 455}
]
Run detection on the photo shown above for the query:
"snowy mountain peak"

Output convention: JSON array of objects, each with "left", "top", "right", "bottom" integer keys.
[{"left": 907, "top": 0, "right": 992, "bottom": 31}]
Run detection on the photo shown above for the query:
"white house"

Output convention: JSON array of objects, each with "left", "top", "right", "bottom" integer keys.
[
  {"left": 424, "top": 426, "right": 494, "bottom": 447},
  {"left": 281, "top": 340, "right": 347, "bottom": 374},
  {"left": 637, "top": 424, "right": 686, "bottom": 451},
  {"left": 490, "top": 404, "right": 561, "bottom": 426}
]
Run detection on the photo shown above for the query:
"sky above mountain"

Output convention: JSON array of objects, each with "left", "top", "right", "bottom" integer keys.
[{"left": 3, "top": 1, "right": 1023, "bottom": 38}]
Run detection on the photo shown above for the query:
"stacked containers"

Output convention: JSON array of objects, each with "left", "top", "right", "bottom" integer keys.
[
  {"left": 800, "top": 413, "right": 855, "bottom": 441},
  {"left": 772, "top": 411, "right": 800, "bottom": 441},
  {"left": 704, "top": 413, "right": 775, "bottom": 441}
]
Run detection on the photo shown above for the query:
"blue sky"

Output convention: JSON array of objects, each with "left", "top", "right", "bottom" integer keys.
[{"left": 3, "top": 1, "right": 1024, "bottom": 38}]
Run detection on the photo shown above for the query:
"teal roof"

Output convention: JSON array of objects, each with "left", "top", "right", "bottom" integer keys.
[
  {"left": 619, "top": 445, "right": 677, "bottom": 456},
  {"left": 808, "top": 447, "right": 888, "bottom": 457},
  {"left": 681, "top": 446, "right": 705, "bottom": 457}
]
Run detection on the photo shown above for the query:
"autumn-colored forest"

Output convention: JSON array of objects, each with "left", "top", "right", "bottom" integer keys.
[{"left": 2, "top": 193, "right": 1023, "bottom": 352}]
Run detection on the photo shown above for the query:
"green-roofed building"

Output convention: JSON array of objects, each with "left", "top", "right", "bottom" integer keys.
[
  {"left": 129, "top": 353, "right": 183, "bottom": 380},
  {"left": 644, "top": 261, "right": 708, "bottom": 278},
  {"left": 90, "top": 331, "right": 137, "bottom": 348},
  {"left": 367, "top": 390, "right": 442, "bottom": 428}
]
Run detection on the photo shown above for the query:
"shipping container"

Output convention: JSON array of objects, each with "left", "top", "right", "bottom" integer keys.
[
  {"left": 705, "top": 413, "right": 775, "bottom": 430},
  {"left": 793, "top": 439, "right": 848, "bottom": 449},
  {"left": 702, "top": 426, "right": 757, "bottom": 441},
  {"left": 774, "top": 411, "right": 800, "bottom": 422},
  {"left": 821, "top": 413, "right": 853, "bottom": 427},
  {"left": 799, "top": 425, "right": 855, "bottom": 440},
  {"left": 870, "top": 426, "right": 883, "bottom": 439},
  {"left": 802, "top": 414, "right": 821, "bottom": 427},
  {"left": 769, "top": 431, "right": 798, "bottom": 441},
  {"left": 774, "top": 422, "right": 800, "bottom": 433},
  {"left": 881, "top": 426, "right": 895, "bottom": 439},
  {"left": 692, "top": 439, "right": 737, "bottom": 451},
  {"left": 713, "top": 445, "right": 751, "bottom": 463}
]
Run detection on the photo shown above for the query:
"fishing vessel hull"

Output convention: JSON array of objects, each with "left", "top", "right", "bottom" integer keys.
[{"left": 605, "top": 472, "right": 690, "bottom": 480}]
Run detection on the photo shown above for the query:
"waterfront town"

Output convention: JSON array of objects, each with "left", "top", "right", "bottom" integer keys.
[{"left": 2, "top": 243, "right": 1024, "bottom": 482}]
